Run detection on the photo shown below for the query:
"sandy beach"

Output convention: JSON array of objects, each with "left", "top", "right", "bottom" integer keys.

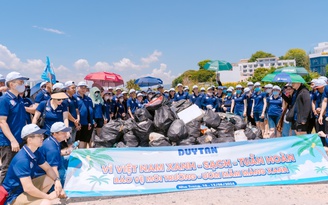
[{"left": 53, "top": 182, "right": 328, "bottom": 205}]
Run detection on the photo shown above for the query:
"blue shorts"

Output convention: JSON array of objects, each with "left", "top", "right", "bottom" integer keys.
[
  {"left": 234, "top": 110, "right": 244, "bottom": 119},
  {"left": 253, "top": 112, "right": 264, "bottom": 122},
  {"left": 268, "top": 115, "right": 281, "bottom": 129}
]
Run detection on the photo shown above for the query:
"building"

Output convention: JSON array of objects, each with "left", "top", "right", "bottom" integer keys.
[
  {"left": 237, "top": 57, "right": 296, "bottom": 80},
  {"left": 309, "top": 42, "right": 328, "bottom": 76}
]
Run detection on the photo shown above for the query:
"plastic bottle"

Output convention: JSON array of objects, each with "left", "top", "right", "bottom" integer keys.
[{"left": 72, "top": 140, "right": 80, "bottom": 150}]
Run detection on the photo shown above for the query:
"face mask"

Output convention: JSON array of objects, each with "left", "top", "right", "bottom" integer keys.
[
  {"left": 201, "top": 91, "right": 205, "bottom": 95},
  {"left": 109, "top": 96, "right": 113, "bottom": 100},
  {"left": 104, "top": 96, "right": 109, "bottom": 101},
  {"left": 236, "top": 90, "right": 242, "bottom": 94},
  {"left": 273, "top": 91, "right": 280, "bottom": 96},
  {"left": 266, "top": 89, "right": 272, "bottom": 94},
  {"left": 25, "top": 91, "right": 28, "bottom": 96},
  {"left": 248, "top": 86, "right": 253, "bottom": 90},
  {"left": 85, "top": 92, "right": 90, "bottom": 96},
  {"left": 254, "top": 87, "right": 261, "bottom": 92},
  {"left": 95, "top": 93, "right": 99, "bottom": 97},
  {"left": 223, "top": 90, "right": 227, "bottom": 94},
  {"left": 15, "top": 84, "right": 25, "bottom": 93},
  {"left": 208, "top": 92, "right": 213, "bottom": 96},
  {"left": 119, "top": 99, "right": 124, "bottom": 103},
  {"left": 227, "top": 93, "right": 232, "bottom": 97}
]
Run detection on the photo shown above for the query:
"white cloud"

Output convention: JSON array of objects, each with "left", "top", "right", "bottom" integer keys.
[
  {"left": 141, "top": 50, "right": 162, "bottom": 64},
  {"left": 148, "top": 63, "right": 176, "bottom": 85},
  {"left": 74, "top": 59, "right": 90, "bottom": 70},
  {"left": 32, "top": 26, "right": 65, "bottom": 35},
  {"left": 290, "top": 159, "right": 328, "bottom": 179},
  {"left": 113, "top": 58, "right": 141, "bottom": 70}
]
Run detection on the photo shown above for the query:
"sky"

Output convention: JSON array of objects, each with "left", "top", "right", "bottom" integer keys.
[{"left": 0, "top": 0, "right": 328, "bottom": 86}]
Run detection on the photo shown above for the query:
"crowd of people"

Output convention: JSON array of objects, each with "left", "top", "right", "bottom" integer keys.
[{"left": 0, "top": 70, "right": 328, "bottom": 204}]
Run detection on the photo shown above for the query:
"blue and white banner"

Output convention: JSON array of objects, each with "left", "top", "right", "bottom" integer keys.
[{"left": 64, "top": 134, "right": 328, "bottom": 197}]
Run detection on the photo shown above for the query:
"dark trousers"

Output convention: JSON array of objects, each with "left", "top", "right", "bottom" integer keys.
[
  {"left": 0, "top": 146, "right": 16, "bottom": 183},
  {"left": 247, "top": 115, "right": 256, "bottom": 126},
  {"left": 307, "top": 117, "right": 315, "bottom": 134}
]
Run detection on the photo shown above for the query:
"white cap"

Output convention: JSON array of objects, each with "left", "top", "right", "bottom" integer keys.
[
  {"left": 122, "top": 91, "right": 128, "bottom": 94},
  {"left": 318, "top": 76, "right": 328, "bottom": 83},
  {"left": 311, "top": 79, "right": 317, "bottom": 83},
  {"left": 64, "top": 81, "right": 75, "bottom": 88},
  {"left": 207, "top": 87, "right": 213, "bottom": 91},
  {"left": 40, "top": 81, "right": 47, "bottom": 88},
  {"left": 228, "top": 86, "right": 234, "bottom": 91},
  {"left": 53, "top": 83, "right": 65, "bottom": 90},
  {"left": 227, "top": 88, "right": 233, "bottom": 92},
  {"left": 21, "top": 124, "right": 46, "bottom": 139},
  {"left": 137, "top": 93, "right": 143, "bottom": 97},
  {"left": 169, "top": 88, "right": 175, "bottom": 92},
  {"left": 200, "top": 87, "right": 205, "bottom": 91},
  {"left": 247, "top": 82, "right": 254, "bottom": 86},
  {"left": 108, "top": 87, "right": 113, "bottom": 90},
  {"left": 177, "top": 83, "right": 183, "bottom": 87},
  {"left": 264, "top": 84, "right": 273, "bottom": 88},
  {"left": 0, "top": 74, "right": 5, "bottom": 82},
  {"left": 272, "top": 85, "right": 281, "bottom": 91},
  {"left": 254, "top": 82, "right": 261, "bottom": 86},
  {"left": 77, "top": 81, "right": 88, "bottom": 87},
  {"left": 236, "top": 84, "right": 243, "bottom": 89},
  {"left": 315, "top": 79, "right": 326, "bottom": 88},
  {"left": 5, "top": 72, "right": 29, "bottom": 84},
  {"left": 50, "top": 122, "right": 72, "bottom": 133},
  {"left": 184, "top": 86, "right": 189, "bottom": 90},
  {"left": 129, "top": 89, "right": 136, "bottom": 94},
  {"left": 192, "top": 85, "right": 198, "bottom": 90},
  {"left": 164, "top": 90, "right": 169, "bottom": 93},
  {"left": 244, "top": 87, "right": 250, "bottom": 93},
  {"left": 116, "top": 87, "right": 122, "bottom": 91}
]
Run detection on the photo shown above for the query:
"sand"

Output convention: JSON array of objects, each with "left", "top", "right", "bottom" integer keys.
[{"left": 53, "top": 182, "right": 328, "bottom": 205}]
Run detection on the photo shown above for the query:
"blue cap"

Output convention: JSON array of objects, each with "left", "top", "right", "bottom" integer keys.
[
  {"left": 222, "top": 86, "right": 227, "bottom": 89},
  {"left": 217, "top": 86, "right": 223, "bottom": 90}
]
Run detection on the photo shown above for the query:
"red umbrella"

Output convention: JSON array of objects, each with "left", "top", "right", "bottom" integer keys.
[{"left": 84, "top": 72, "right": 124, "bottom": 87}]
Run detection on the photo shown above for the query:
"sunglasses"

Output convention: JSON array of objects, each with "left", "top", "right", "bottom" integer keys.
[{"left": 55, "top": 99, "right": 65, "bottom": 101}]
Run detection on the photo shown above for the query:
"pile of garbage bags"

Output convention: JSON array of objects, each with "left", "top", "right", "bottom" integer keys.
[{"left": 94, "top": 97, "right": 263, "bottom": 148}]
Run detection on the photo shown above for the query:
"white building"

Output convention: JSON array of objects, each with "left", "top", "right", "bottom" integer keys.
[
  {"left": 238, "top": 57, "right": 296, "bottom": 80},
  {"left": 309, "top": 42, "right": 328, "bottom": 76}
]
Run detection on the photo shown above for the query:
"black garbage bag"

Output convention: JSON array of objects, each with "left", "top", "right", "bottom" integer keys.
[
  {"left": 149, "top": 132, "right": 171, "bottom": 147},
  {"left": 133, "top": 120, "right": 155, "bottom": 147},
  {"left": 154, "top": 105, "right": 176, "bottom": 133},
  {"left": 122, "top": 118, "right": 137, "bottom": 134},
  {"left": 134, "top": 108, "right": 153, "bottom": 122},
  {"left": 186, "top": 120, "right": 201, "bottom": 139},
  {"left": 93, "top": 141, "right": 113, "bottom": 148},
  {"left": 244, "top": 127, "right": 256, "bottom": 140},
  {"left": 99, "top": 119, "right": 124, "bottom": 147},
  {"left": 172, "top": 99, "right": 192, "bottom": 113},
  {"left": 229, "top": 115, "right": 247, "bottom": 130},
  {"left": 177, "top": 137, "right": 197, "bottom": 146},
  {"left": 212, "top": 136, "right": 235, "bottom": 143},
  {"left": 203, "top": 109, "right": 221, "bottom": 128},
  {"left": 123, "top": 131, "right": 139, "bottom": 147},
  {"left": 145, "top": 95, "right": 170, "bottom": 112},
  {"left": 250, "top": 126, "right": 263, "bottom": 139},
  {"left": 215, "top": 120, "right": 235, "bottom": 138},
  {"left": 197, "top": 132, "right": 216, "bottom": 144},
  {"left": 167, "top": 119, "right": 188, "bottom": 142},
  {"left": 116, "top": 141, "right": 128, "bottom": 148}
]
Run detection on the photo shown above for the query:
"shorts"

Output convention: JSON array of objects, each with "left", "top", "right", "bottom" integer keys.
[
  {"left": 76, "top": 124, "right": 94, "bottom": 143},
  {"left": 268, "top": 115, "right": 281, "bottom": 129},
  {"left": 291, "top": 121, "right": 309, "bottom": 132},
  {"left": 94, "top": 118, "right": 104, "bottom": 128},
  {"left": 253, "top": 112, "right": 264, "bottom": 122}
]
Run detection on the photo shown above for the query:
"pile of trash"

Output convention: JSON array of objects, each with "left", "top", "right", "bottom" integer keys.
[{"left": 94, "top": 96, "right": 263, "bottom": 148}]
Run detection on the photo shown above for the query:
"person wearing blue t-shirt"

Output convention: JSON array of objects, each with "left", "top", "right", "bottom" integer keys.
[
  {"left": 0, "top": 72, "right": 29, "bottom": 183},
  {"left": 312, "top": 80, "right": 325, "bottom": 134},
  {"left": 103, "top": 92, "right": 115, "bottom": 122},
  {"left": 174, "top": 83, "right": 189, "bottom": 102},
  {"left": 2, "top": 124, "right": 62, "bottom": 204},
  {"left": 251, "top": 82, "right": 267, "bottom": 135},
  {"left": 168, "top": 88, "right": 175, "bottom": 103},
  {"left": 201, "top": 87, "right": 217, "bottom": 110},
  {"left": 73, "top": 82, "right": 94, "bottom": 148},
  {"left": 127, "top": 89, "right": 138, "bottom": 119},
  {"left": 32, "top": 91, "right": 69, "bottom": 138},
  {"left": 267, "top": 86, "right": 283, "bottom": 137},
  {"left": 34, "top": 81, "right": 52, "bottom": 105},
  {"left": 116, "top": 94, "right": 127, "bottom": 120},
  {"left": 189, "top": 85, "right": 203, "bottom": 109},
  {"left": 221, "top": 88, "right": 233, "bottom": 113},
  {"left": 136, "top": 93, "right": 146, "bottom": 109},
  {"left": 231, "top": 85, "right": 247, "bottom": 119},
  {"left": 20, "top": 91, "right": 33, "bottom": 124},
  {"left": 90, "top": 87, "right": 105, "bottom": 138}
]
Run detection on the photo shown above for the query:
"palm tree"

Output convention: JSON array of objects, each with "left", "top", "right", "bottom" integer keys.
[
  {"left": 291, "top": 134, "right": 328, "bottom": 161},
  {"left": 74, "top": 148, "right": 114, "bottom": 170},
  {"left": 315, "top": 166, "right": 328, "bottom": 175},
  {"left": 87, "top": 175, "right": 110, "bottom": 191},
  {"left": 284, "top": 164, "right": 300, "bottom": 180}
]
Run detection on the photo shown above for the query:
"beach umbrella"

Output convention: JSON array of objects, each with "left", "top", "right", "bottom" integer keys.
[
  {"left": 84, "top": 72, "right": 124, "bottom": 87},
  {"left": 203, "top": 60, "right": 233, "bottom": 71},
  {"left": 262, "top": 72, "right": 306, "bottom": 83},
  {"left": 273, "top": 66, "right": 309, "bottom": 76},
  {"left": 134, "top": 76, "right": 163, "bottom": 87}
]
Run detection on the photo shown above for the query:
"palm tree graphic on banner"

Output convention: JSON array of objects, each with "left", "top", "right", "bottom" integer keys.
[
  {"left": 87, "top": 175, "right": 110, "bottom": 191},
  {"left": 315, "top": 166, "right": 328, "bottom": 175}
]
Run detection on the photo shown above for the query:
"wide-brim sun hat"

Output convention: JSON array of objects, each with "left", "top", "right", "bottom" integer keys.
[{"left": 51, "top": 92, "right": 69, "bottom": 99}]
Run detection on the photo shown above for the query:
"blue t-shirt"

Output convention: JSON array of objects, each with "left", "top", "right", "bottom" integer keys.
[
  {"left": 174, "top": 91, "right": 189, "bottom": 102},
  {"left": 233, "top": 94, "right": 246, "bottom": 113},
  {"left": 103, "top": 101, "right": 111, "bottom": 120},
  {"left": 34, "top": 89, "right": 51, "bottom": 104},
  {"left": 74, "top": 93, "right": 93, "bottom": 125},
  {"left": 0, "top": 91, "right": 26, "bottom": 146},
  {"left": 136, "top": 99, "right": 146, "bottom": 109},
  {"left": 189, "top": 93, "right": 203, "bottom": 108},
  {"left": 252, "top": 92, "right": 267, "bottom": 113},
  {"left": 201, "top": 94, "right": 217, "bottom": 110},
  {"left": 322, "top": 85, "right": 328, "bottom": 116},
  {"left": 62, "top": 94, "right": 78, "bottom": 127},
  {"left": 93, "top": 103, "right": 104, "bottom": 119},
  {"left": 314, "top": 92, "right": 323, "bottom": 109},
  {"left": 116, "top": 102, "right": 125, "bottom": 118},
  {"left": 267, "top": 95, "right": 283, "bottom": 116},
  {"left": 2, "top": 145, "right": 45, "bottom": 204},
  {"left": 246, "top": 95, "right": 253, "bottom": 115},
  {"left": 23, "top": 97, "right": 33, "bottom": 124},
  {"left": 34, "top": 136, "right": 61, "bottom": 177},
  {"left": 36, "top": 100, "right": 68, "bottom": 136},
  {"left": 223, "top": 96, "right": 233, "bottom": 112},
  {"left": 127, "top": 98, "right": 138, "bottom": 114}
]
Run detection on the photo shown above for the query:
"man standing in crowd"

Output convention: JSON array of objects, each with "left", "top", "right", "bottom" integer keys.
[
  {"left": 0, "top": 74, "right": 6, "bottom": 96},
  {"left": 74, "top": 81, "right": 94, "bottom": 149},
  {"left": 189, "top": 85, "right": 203, "bottom": 108},
  {"left": 127, "top": 89, "right": 138, "bottom": 119},
  {"left": 0, "top": 72, "right": 29, "bottom": 182},
  {"left": 174, "top": 83, "right": 189, "bottom": 102},
  {"left": 35, "top": 81, "right": 52, "bottom": 105}
]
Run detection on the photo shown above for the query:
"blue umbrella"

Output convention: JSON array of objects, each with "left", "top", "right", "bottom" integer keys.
[
  {"left": 30, "top": 82, "right": 42, "bottom": 96},
  {"left": 135, "top": 76, "right": 163, "bottom": 87}
]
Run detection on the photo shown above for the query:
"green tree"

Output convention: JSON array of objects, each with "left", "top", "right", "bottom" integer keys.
[
  {"left": 87, "top": 175, "right": 110, "bottom": 190},
  {"left": 198, "top": 59, "right": 211, "bottom": 70},
  {"left": 249, "top": 51, "right": 275, "bottom": 62},
  {"left": 126, "top": 79, "right": 140, "bottom": 91},
  {"left": 171, "top": 69, "right": 215, "bottom": 87},
  {"left": 247, "top": 67, "right": 276, "bottom": 85},
  {"left": 326, "top": 64, "right": 328, "bottom": 76},
  {"left": 291, "top": 135, "right": 328, "bottom": 161},
  {"left": 284, "top": 48, "right": 309, "bottom": 70}
]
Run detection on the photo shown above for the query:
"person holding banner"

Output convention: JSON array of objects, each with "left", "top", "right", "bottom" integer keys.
[{"left": 1, "top": 124, "right": 61, "bottom": 205}]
